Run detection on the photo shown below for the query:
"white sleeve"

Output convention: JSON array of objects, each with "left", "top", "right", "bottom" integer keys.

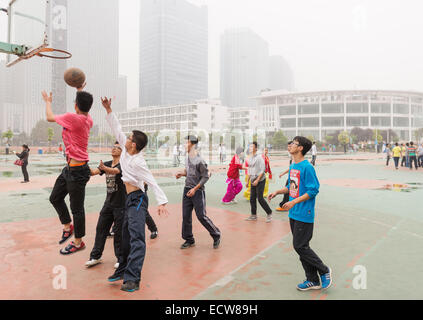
[
  {"left": 135, "top": 161, "right": 168, "bottom": 206},
  {"left": 105, "top": 112, "right": 127, "bottom": 147}
]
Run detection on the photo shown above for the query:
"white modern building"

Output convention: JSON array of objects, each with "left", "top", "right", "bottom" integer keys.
[
  {"left": 116, "top": 100, "right": 229, "bottom": 134},
  {"left": 139, "top": 0, "right": 208, "bottom": 107},
  {"left": 253, "top": 89, "right": 423, "bottom": 141},
  {"left": 228, "top": 107, "right": 258, "bottom": 131}
]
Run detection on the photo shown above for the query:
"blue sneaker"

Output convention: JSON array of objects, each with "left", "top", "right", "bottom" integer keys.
[
  {"left": 320, "top": 267, "right": 333, "bottom": 290},
  {"left": 296, "top": 280, "right": 321, "bottom": 291}
]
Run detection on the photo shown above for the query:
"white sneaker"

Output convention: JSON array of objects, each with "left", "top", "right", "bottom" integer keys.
[
  {"left": 266, "top": 214, "right": 273, "bottom": 223},
  {"left": 114, "top": 262, "right": 119, "bottom": 269},
  {"left": 231, "top": 200, "right": 238, "bottom": 204},
  {"left": 85, "top": 259, "right": 102, "bottom": 268}
]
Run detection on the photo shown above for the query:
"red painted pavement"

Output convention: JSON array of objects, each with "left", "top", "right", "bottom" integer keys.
[{"left": 0, "top": 204, "right": 290, "bottom": 300}]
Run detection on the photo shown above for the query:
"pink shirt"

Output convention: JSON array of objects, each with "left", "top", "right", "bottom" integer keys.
[{"left": 55, "top": 113, "right": 93, "bottom": 162}]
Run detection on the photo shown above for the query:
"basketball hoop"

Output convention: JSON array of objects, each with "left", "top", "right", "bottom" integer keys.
[{"left": 36, "top": 47, "right": 72, "bottom": 59}]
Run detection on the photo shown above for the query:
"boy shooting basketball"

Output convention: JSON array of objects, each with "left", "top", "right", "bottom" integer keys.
[{"left": 42, "top": 84, "right": 94, "bottom": 255}]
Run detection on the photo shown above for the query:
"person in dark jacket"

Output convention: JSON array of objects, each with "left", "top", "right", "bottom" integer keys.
[{"left": 14, "top": 144, "right": 30, "bottom": 183}]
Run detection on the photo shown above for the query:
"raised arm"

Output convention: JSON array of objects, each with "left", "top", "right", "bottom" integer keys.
[
  {"left": 102, "top": 97, "right": 127, "bottom": 147},
  {"left": 42, "top": 91, "right": 56, "bottom": 123}
]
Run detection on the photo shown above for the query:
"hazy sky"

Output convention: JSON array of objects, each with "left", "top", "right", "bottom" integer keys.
[{"left": 2, "top": 0, "right": 423, "bottom": 108}]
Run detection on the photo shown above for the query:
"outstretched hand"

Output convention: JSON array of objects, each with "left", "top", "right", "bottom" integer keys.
[
  {"left": 41, "top": 91, "right": 53, "bottom": 103},
  {"left": 158, "top": 204, "right": 169, "bottom": 217},
  {"left": 101, "top": 97, "right": 112, "bottom": 114}
]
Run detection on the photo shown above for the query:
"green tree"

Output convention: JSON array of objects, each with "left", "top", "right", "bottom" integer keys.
[
  {"left": 338, "top": 131, "right": 350, "bottom": 153},
  {"left": 271, "top": 130, "right": 288, "bottom": 150},
  {"left": 31, "top": 120, "right": 62, "bottom": 145},
  {"left": 372, "top": 130, "right": 383, "bottom": 144},
  {"left": 2, "top": 129, "right": 13, "bottom": 144}
]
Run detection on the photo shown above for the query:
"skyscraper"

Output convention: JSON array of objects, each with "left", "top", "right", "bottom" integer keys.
[
  {"left": 220, "top": 28, "right": 269, "bottom": 109},
  {"left": 139, "top": 0, "right": 208, "bottom": 107},
  {"left": 269, "top": 55, "right": 295, "bottom": 92},
  {"left": 67, "top": 0, "right": 123, "bottom": 131}
]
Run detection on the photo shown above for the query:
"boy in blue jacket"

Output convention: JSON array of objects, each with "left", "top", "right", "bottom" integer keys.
[{"left": 268, "top": 136, "right": 332, "bottom": 291}]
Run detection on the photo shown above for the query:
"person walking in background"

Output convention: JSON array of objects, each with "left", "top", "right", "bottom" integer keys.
[
  {"left": 6, "top": 142, "right": 10, "bottom": 155},
  {"left": 392, "top": 143, "right": 401, "bottom": 170},
  {"left": 218, "top": 144, "right": 223, "bottom": 164},
  {"left": 173, "top": 144, "right": 180, "bottom": 167},
  {"left": 400, "top": 143, "right": 407, "bottom": 167},
  {"left": 405, "top": 142, "right": 410, "bottom": 167},
  {"left": 245, "top": 142, "right": 273, "bottom": 223},
  {"left": 175, "top": 135, "right": 221, "bottom": 250},
  {"left": 14, "top": 144, "right": 30, "bottom": 183},
  {"left": 385, "top": 143, "right": 392, "bottom": 166},
  {"left": 222, "top": 147, "right": 245, "bottom": 205},
  {"left": 408, "top": 141, "right": 418, "bottom": 170},
  {"left": 311, "top": 142, "right": 317, "bottom": 166},
  {"left": 417, "top": 143, "right": 423, "bottom": 167}
]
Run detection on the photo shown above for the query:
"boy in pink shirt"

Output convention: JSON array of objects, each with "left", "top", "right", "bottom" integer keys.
[{"left": 42, "top": 86, "right": 94, "bottom": 255}]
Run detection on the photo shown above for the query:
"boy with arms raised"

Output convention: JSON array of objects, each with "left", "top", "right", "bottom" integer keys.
[
  {"left": 101, "top": 97, "right": 169, "bottom": 292},
  {"left": 42, "top": 85, "right": 93, "bottom": 255}
]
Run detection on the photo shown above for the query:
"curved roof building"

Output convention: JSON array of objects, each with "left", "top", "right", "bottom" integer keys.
[{"left": 253, "top": 90, "right": 423, "bottom": 141}]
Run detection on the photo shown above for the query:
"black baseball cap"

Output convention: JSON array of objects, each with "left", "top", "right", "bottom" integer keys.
[{"left": 185, "top": 135, "right": 198, "bottom": 144}]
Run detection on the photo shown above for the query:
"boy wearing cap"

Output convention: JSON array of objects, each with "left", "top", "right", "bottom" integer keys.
[{"left": 176, "top": 135, "right": 221, "bottom": 249}]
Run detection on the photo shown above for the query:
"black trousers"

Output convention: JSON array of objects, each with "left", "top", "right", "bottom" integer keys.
[
  {"left": 393, "top": 157, "right": 400, "bottom": 168},
  {"left": 49, "top": 165, "right": 91, "bottom": 239},
  {"left": 290, "top": 218, "right": 329, "bottom": 283},
  {"left": 279, "top": 179, "right": 290, "bottom": 208},
  {"left": 21, "top": 163, "right": 29, "bottom": 182},
  {"left": 311, "top": 155, "right": 316, "bottom": 166},
  {"left": 419, "top": 155, "right": 423, "bottom": 167},
  {"left": 182, "top": 187, "right": 221, "bottom": 243},
  {"left": 90, "top": 203, "right": 124, "bottom": 261},
  {"left": 409, "top": 156, "right": 418, "bottom": 169},
  {"left": 386, "top": 156, "right": 391, "bottom": 166},
  {"left": 115, "top": 190, "right": 148, "bottom": 283},
  {"left": 401, "top": 156, "right": 406, "bottom": 166},
  {"left": 250, "top": 179, "right": 272, "bottom": 216}
]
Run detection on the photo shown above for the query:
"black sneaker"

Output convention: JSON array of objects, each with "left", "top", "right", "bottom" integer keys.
[
  {"left": 108, "top": 272, "right": 124, "bottom": 282},
  {"left": 180, "top": 241, "right": 195, "bottom": 249},
  {"left": 59, "top": 224, "right": 74, "bottom": 244},
  {"left": 213, "top": 237, "right": 221, "bottom": 249},
  {"left": 150, "top": 231, "right": 158, "bottom": 239},
  {"left": 121, "top": 281, "right": 139, "bottom": 292}
]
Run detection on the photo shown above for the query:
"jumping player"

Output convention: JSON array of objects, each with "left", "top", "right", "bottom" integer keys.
[{"left": 42, "top": 86, "right": 93, "bottom": 255}]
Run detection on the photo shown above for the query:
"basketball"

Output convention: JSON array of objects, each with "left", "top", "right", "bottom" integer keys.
[{"left": 64, "top": 67, "right": 86, "bottom": 88}]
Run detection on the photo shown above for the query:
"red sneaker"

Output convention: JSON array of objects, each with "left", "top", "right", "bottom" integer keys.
[
  {"left": 59, "top": 225, "right": 74, "bottom": 244},
  {"left": 60, "top": 241, "right": 85, "bottom": 255}
]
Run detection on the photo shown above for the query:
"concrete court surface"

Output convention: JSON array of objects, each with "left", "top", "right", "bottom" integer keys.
[{"left": 0, "top": 152, "right": 422, "bottom": 300}]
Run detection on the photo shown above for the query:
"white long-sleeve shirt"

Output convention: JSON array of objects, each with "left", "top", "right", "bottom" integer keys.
[{"left": 105, "top": 112, "right": 168, "bottom": 206}]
